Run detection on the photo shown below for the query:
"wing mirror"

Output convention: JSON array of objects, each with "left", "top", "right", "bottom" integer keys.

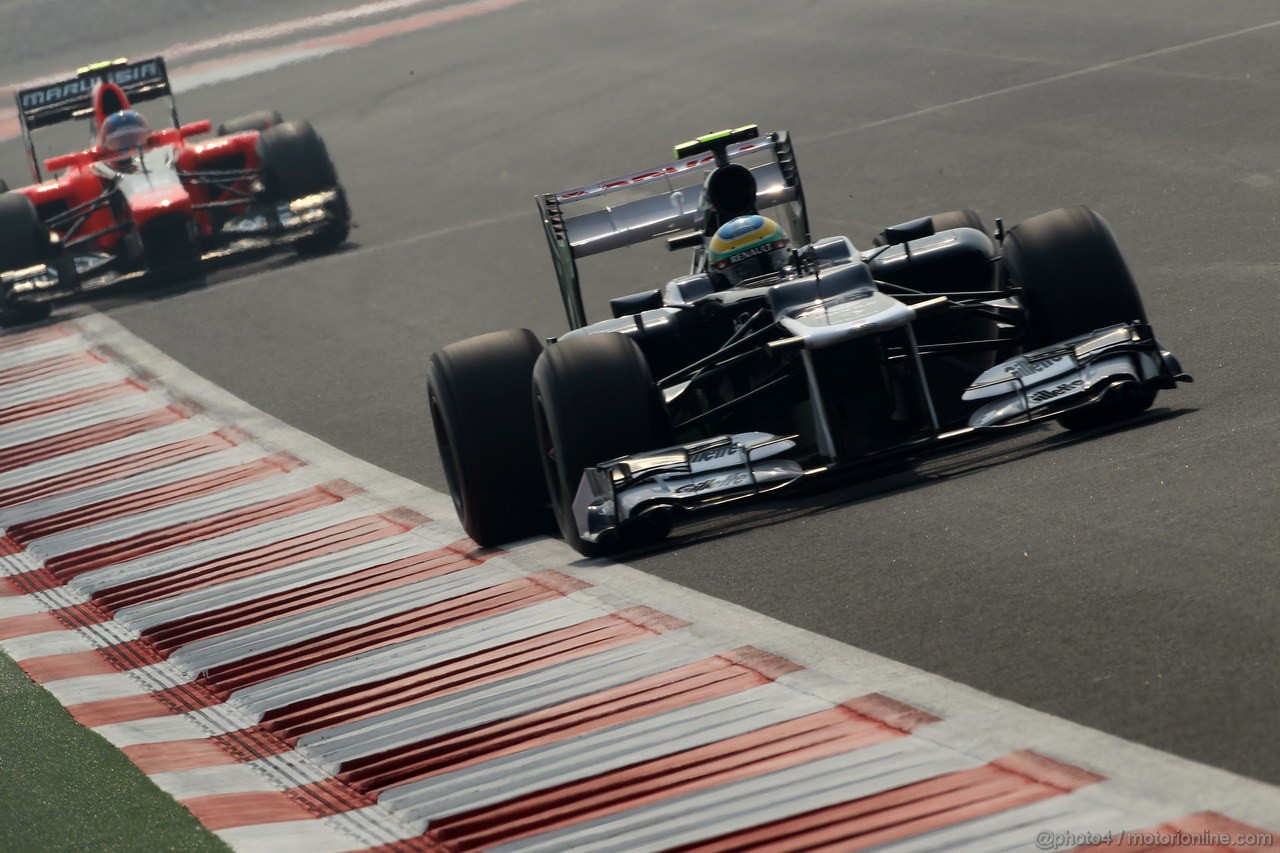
[
  {"left": 878, "top": 216, "right": 935, "bottom": 246},
  {"left": 610, "top": 289, "right": 663, "bottom": 318},
  {"left": 179, "top": 120, "right": 212, "bottom": 138}
]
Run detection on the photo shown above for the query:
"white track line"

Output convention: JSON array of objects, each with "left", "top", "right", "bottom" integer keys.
[{"left": 810, "top": 18, "right": 1280, "bottom": 142}]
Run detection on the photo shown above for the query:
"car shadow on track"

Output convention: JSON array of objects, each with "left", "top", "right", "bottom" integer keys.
[
  {"left": 26, "top": 241, "right": 362, "bottom": 321},
  {"left": 603, "top": 406, "right": 1199, "bottom": 562}
]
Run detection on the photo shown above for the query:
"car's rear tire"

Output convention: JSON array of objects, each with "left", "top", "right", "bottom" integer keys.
[
  {"left": 0, "top": 193, "right": 55, "bottom": 327},
  {"left": 1003, "top": 206, "right": 1155, "bottom": 428},
  {"left": 256, "top": 120, "right": 349, "bottom": 254},
  {"left": 428, "top": 329, "right": 549, "bottom": 546},
  {"left": 217, "top": 110, "right": 283, "bottom": 136},
  {"left": 532, "top": 333, "right": 670, "bottom": 557}
]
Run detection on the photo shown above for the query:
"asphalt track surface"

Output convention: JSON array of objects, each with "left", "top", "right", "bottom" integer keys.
[{"left": 2, "top": 0, "right": 1277, "bottom": 790}]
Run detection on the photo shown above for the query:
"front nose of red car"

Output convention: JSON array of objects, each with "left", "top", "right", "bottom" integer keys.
[
  {"left": 113, "top": 149, "right": 201, "bottom": 272},
  {"left": 130, "top": 184, "right": 195, "bottom": 224}
]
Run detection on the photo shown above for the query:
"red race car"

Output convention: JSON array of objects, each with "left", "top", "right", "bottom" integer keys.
[{"left": 0, "top": 57, "right": 350, "bottom": 326}]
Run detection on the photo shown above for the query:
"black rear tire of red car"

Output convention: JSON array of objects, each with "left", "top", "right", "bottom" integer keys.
[
  {"left": 217, "top": 110, "right": 284, "bottom": 136},
  {"left": 532, "top": 333, "right": 671, "bottom": 558},
  {"left": 1003, "top": 205, "right": 1155, "bottom": 429},
  {"left": 256, "top": 120, "right": 350, "bottom": 254},
  {"left": 428, "top": 329, "right": 551, "bottom": 547},
  {"left": 0, "top": 193, "right": 54, "bottom": 327}
]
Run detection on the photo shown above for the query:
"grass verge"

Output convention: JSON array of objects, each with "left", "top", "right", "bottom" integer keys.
[{"left": 0, "top": 647, "right": 230, "bottom": 852}]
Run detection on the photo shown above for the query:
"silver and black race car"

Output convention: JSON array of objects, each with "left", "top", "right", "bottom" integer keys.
[{"left": 428, "top": 125, "right": 1190, "bottom": 556}]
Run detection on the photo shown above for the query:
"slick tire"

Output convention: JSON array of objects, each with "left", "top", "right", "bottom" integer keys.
[
  {"left": 1003, "top": 205, "right": 1155, "bottom": 429},
  {"left": 872, "top": 209, "right": 990, "bottom": 247},
  {"left": 428, "top": 329, "right": 550, "bottom": 546},
  {"left": 532, "top": 333, "right": 671, "bottom": 558},
  {"left": 0, "top": 193, "right": 55, "bottom": 327},
  {"left": 256, "top": 120, "right": 350, "bottom": 254},
  {"left": 217, "top": 110, "right": 284, "bottom": 137}
]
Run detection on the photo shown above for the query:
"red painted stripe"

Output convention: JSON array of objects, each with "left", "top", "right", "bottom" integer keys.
[
  {"left": 6, "top": 454, "right": 302, "bottom": 543},
  {"left": 8, "top": 570, "right": 70, "bottom": 596},
  {"left": 120, "top": 721, "right": 302, "bottom": 773},
  {"left": 94, "top": 515, "right": 409, "bottom": 611},
  {"left": 0, "top": 537, "right": 19, "bottom": 557},
  {"left": 21, "top": 648, "right": 119, "bottom": 682},
  {"left": 0, "top": 325, "right": 70, "bottom": 351},
  {"left": 180, "top": 779, "right": 374, "bottom": 831},
  {"left": 665, "top": 752, "right": 1103, "bottom": 853},
  {"left": 0, "top": 611, "right": 70, "bottom": 640},
  {"left": 123, "top": 739, "right": 243, "bottom": 774},
  {"left": 295, "top": 0, "right": 532, "bottom": 52},
  {"left": 842, "top": 692, "right": 942, "bottom": 734},
  {"left": 1071, "top": 811, "right": 1280, "bottom": 851},
  {"left": 993, "top": 750, "right": 1107, "bottom": 792},
  {"left": 44, "top": 483, "right": 350, "bottom": 582},
  {"left": 0, "top": 601, "right": 108, "bottom": 639},
  {"left": 0, "top": 349, "right": 105, "bottom": 387},
  {"left": 144, "top": 537, "right": 479, "bottom": 653},
  {"left": 428, "top": 699, "right": 931, "bottom": 850},
  {"left": 341, "top": 647, "right": 790, "bottom": 796},
  {"left": 0, "top": 431, "right": 239, "bottom": 509},
  {"left": 202, "top": 567, "right": 549, "bottom": 697},
  {"left": 0, "top": 380, "right": 149, "bottom": 427},
  {"left": 0, "top": 406, "right": 188, "bottom": 474},
  {"left": 66, "top": 692, "right": 177, "bottom": 727},
  {"left": 179, "top": 790, "right": 327, "bottom": 830},
  {"left": 263, "top": 608, "right": 686, "bottom": 742}
]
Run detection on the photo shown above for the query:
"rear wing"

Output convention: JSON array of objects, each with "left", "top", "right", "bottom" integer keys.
[
  {"left": 537, "top": 129, "right": 809, "bottom": 329},
  {"left": 16, "top": 57, "right": 179, "bottom": 181}
]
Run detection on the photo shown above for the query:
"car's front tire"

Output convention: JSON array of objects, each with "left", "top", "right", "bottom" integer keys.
[
  {"left": 256, "top": 120, "right": 350, "bottom": 254},
  {"left": 428, "top": 329, "right": 549, "bottom": 546},
  {"left": 0, "top": 193, "right": 56, "bottom": 327},
  {"left": 1003, "top": 205, "right": 1155, "bottom": 429},
  {"left": 532, "top": 333, "right": 670, "bottom": 557}
]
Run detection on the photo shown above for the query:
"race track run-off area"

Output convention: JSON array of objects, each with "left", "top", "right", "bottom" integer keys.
[{"left": 1, "top": 318, "right": 1277, "bottom": 851}]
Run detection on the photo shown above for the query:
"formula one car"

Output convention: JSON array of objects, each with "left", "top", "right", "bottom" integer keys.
[
  {"left": 0, "top": 57, "right": 350, "bottom": 326},
  {"left": 428, "top": 126, "right": 1191, "bottom": 556}
]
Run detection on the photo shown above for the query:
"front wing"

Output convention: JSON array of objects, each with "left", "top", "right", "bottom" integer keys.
[
  {"left": 1, "top": 189, "right": 345, "bottom": 311},
  {"left": 571, "top": 323, "right": 1191, "bottom": 544},
  {"left": 210, "top": 188, "right": 346, "bottom": 254}
]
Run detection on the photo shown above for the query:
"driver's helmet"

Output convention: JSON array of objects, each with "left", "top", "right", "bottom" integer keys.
[
  {"left": 707, "top": 215, "right": 790, "bottom": 287},
  {"left": 100, "top": 110, "right": 151, "bottom": 154}
]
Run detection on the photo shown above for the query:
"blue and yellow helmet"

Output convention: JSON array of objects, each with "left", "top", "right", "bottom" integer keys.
[{"left": 707, "top": 215, "right": 790, "bottom": 287}]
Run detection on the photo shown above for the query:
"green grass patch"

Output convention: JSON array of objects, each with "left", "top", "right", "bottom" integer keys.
[{"left": 0, "top": 648, "right": 230, "bottom": 852}]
